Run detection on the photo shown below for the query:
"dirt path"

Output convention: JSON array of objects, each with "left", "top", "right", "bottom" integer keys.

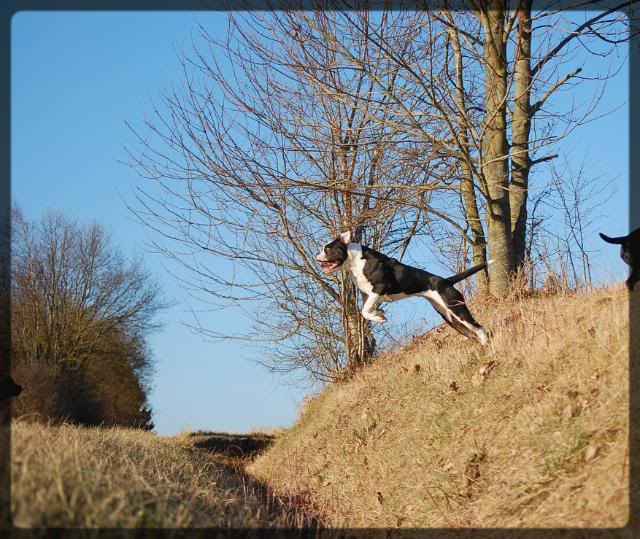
[{"left": 181, "top": 431, "right": 321, "bottom": 529}]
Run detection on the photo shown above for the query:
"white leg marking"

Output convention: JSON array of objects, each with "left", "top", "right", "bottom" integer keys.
[
  {"left": 362, "top": 293, "right": 386, "bottom": 323},
  {"left": 423, "top": 290, "right": 488, "bottom": 343}
]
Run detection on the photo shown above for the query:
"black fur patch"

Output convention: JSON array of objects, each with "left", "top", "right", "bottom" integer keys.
[
  {"left": 360, "top": 246, "right": 438, "bottom": 295},
  {"left": 0, "top": 374, "right": 22, "bottom": 400},
  {"left": 359, "top": 246, "right": 485, "bottom": 336},
  {"left": 600, "top": 227, "right": 640, "bottom": 290},
  {"left": 323, "top": 238, "right": 348, "bottom": 264}
]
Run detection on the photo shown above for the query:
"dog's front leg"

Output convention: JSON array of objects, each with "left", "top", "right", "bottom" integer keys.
[{"left": 362, "top": 293, "right": 386, "bottom": 323}]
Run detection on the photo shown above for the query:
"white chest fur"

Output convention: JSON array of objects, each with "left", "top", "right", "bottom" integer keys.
[{"left": 345, "top": 244, "right": 374, "bottom": 295}]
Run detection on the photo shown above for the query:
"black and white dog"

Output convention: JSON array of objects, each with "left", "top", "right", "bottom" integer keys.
[
  {"left": 316, "top": 231, "right": 491, "bottom": 344},
  {"left": 600, "top": 227, "right": 640, "bottom": 291}
]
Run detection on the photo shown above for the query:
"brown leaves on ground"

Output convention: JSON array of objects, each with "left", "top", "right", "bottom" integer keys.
[{"left": 249, "top": 286, "right": 629, "bottom": 528}]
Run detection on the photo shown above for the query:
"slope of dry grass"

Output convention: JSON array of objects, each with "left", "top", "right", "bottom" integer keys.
[
  {"left": 11, "top": 422, "right": 310, "bottom": 528},
  {"left": 249, "top": 286, "right": 631, "bottom": 528}
]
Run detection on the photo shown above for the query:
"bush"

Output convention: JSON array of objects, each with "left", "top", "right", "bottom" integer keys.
[{"left": 11, "top": 206, "right": 164, "bottom": 428}]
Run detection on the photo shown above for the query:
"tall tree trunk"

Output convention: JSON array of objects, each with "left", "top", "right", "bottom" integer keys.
[
  {"left": 462, "top": 168, "right": 489, "bottom": 293},
  {"left": 479, "top": 0, "right": 513, "bottom": 296},
  {"left": 340, "top": 221, "right": 375, "bottom": 373},
  {"left": 342, "top": 278, "right": 375, "bottom": 373},
  {"left": 510, "top": 0, "right": 533, "bottom": 270},
  {"left": 447, "top": 22, "right": 489, "bottom": 294}
]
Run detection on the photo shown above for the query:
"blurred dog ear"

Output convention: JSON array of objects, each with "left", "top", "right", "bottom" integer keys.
[{"left": 339, "top": 231, "right": 351, "bottom": 244}]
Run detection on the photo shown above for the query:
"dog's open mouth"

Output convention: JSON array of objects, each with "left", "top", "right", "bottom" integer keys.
[{"left": 318, "top": 260, "right": 340, "bottom": 274}]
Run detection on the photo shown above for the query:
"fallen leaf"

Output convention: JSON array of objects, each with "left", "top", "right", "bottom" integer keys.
[{"left": 584, "top": 443, "right": 598, "bottom": 461}]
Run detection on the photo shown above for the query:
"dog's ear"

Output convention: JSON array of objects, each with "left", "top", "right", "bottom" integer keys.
[{"left": 339, "top": 231, "right": 351, "bottom": 244}]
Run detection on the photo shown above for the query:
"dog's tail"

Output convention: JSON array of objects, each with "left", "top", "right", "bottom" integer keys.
[
  {"left": 599, "top": 232, "right": 627, "bottom": 244},
  {"left": 446, "top": 259, "right": 494, "bottom": 285}
]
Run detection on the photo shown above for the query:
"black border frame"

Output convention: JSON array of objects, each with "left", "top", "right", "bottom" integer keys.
[{"left": 0, "top": 1, "right": 636, "bottom": 537}]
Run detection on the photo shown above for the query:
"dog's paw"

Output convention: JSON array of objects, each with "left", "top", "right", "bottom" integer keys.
[
  {"left": 476, "top": 328, "right": 490, "bottom": 345},
  {"left": 362, "top": 310, "right": 386, "bottom": 323}
]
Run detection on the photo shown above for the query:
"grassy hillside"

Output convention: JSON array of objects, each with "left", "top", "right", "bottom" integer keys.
[
  {"left": 11, "top": 423, "right": 311, "bottom": 528},
  {"left": 249, "top": 286, "right": 631, "bottom": 528}
]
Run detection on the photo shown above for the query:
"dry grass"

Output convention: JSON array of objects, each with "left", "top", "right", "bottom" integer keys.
[
  {"left": 11, "top": 422, "right": 311, "bottom": 528},
  {"left": 249, "top": 285, "right": 631, "bottom": 528}
]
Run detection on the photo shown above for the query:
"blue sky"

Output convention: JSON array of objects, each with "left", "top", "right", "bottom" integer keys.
[
  {"left": 11, "top": 11, "right": 629, "bottom": 435},
  {"left": 11, "top": 11, "right": 309, "bottom": 435}
]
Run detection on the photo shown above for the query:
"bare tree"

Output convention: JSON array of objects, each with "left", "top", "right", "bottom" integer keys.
[
  {"left": 11, "top": 206, "right": 165, "bottom": 427},
  {"left": 127, "top": 2, "right": 632, "bottom": 381},
  {"left": 11, "top": 207, "right": 164, "bottom": 369},
  {"left": 529, "top": 154, "right": 615, "bottom": 290},
  {"left": 127, "top": 10, "right": 458, "bottom": 380},
  {"left": 327, "top": 0, "right": 634, "bottom": 296}
]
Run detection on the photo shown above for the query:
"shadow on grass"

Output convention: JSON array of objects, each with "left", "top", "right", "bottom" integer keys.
[
  {"left": 183, "top": 431, "right": 326, "bottom": 531},
  {"left": 187, "top": 431, "right": 276, "bottom": 459}
]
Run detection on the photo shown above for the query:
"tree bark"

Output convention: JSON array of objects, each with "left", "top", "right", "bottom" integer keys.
[
  {"left": 447, "top": 22, "right": 489, "bottom": 294},
  {"left": 510, "top": 0, "right": 533, "bottom": 270},
  {"left": 479, "top": 0, "right": 513, "bottom": 296},
  {"left": 462, "top": 167, "right": 489, "bottom": 293},
  {"left": 342, "top": 278, "right": 375, "bottom": 372}
]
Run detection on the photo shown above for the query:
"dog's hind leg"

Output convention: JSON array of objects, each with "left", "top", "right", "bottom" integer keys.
[{"left": 423, "top": 287, "right": 489, "bottom": 344}]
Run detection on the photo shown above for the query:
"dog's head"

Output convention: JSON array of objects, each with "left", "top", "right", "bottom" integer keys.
[{"left": 316, "top": 231, "right": 351, "bottom": 274}]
